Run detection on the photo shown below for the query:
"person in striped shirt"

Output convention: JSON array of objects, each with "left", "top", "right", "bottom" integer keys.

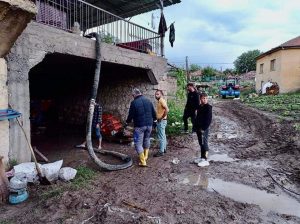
[{"left": 75, "top": 102, "right": 102, "bottom": 150}]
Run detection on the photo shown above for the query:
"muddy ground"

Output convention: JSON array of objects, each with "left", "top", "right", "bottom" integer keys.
[{"left": 1, "top": 100, "right": 300, "bottom": 224}]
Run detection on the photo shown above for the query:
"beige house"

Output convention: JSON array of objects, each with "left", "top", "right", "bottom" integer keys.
[{"left": 256, "top": 36, "right": 300, "bottom": 93}]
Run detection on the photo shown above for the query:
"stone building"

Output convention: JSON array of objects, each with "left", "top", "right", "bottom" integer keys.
[
  {"left": 0, "top": 0, "right": 180, "bottom": 166},
  {"left": 256, "top": 36, "right": 300, "bottom": 93}
]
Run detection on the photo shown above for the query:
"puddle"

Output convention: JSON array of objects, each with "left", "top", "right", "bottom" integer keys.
[
  {"left": 176, "top": 172, "right": 209, "bottom": 189},
  {"left": 239, "top": 160, "right": 270, "bottom": 169},
  {"left": 209, "top": 178, "right": 300, "bottom": 218},
  {"left": 208, "top": 154, "right": 238, "bottom": 162},
  {"left": 176, "top": 173, "right": 300, "bottom": 218}
]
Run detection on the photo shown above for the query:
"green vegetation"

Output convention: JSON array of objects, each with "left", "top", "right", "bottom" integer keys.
[
  {"left": 191, "top": 66, "right": 225, "bottom": 82},
  {"left": 70, "top": 166, "right": 96, "bottom": 190},
  {"left": 167, "top": 69, "right": 187, "bottom": 135},
  {"left": 239, "top": 81, "right": 256, "bottom": 99},
  {"left": 0, "top": 220, "right": 14, "bottom": 224},
  {"left": 8, "top": 158, "right": 18, "bottom": 169},
  {"left": 190, "top": 64, "right": 201, "bottom": 72},
  {"left": 243, "top": 92, "right": 300, "bottom": 120},
  {"left": 40, "top": 166, "right": 97, "bottom": 200},
  {"left": 234, "top": 49, "right": 262, "bottom": 74}
]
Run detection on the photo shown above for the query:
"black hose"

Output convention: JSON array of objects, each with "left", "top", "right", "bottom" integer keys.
[
  {"left": 85, "top": 33, "right": 132, "bottom": 171},
  {"left": 266, "top": 168, "right": 300, "bottom": 196}
]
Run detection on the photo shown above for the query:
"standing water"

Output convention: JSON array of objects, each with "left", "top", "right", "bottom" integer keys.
[{"left": 176, "top": 172, "right": 300, "bottom": 218}]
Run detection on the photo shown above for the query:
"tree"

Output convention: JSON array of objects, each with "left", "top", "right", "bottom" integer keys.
[
  {"left": 234, "top": 50, "right": 262, "bottom": 74},
  {"left": 202, "top": 66, "right": 217, "bottom": 78},
  {"left": 223, "top": 68, "right": 237, "bottom": 75},
  {"left": 189, "top": 64, "right": 201, "bottom": 72}
]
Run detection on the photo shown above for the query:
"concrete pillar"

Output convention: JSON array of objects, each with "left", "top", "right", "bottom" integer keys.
[
  {"left": 7, "top": 62, "right": 31, "bottom": 163},
  {"left": 0, "top": 58, "right": 9, "bottom": 166}
]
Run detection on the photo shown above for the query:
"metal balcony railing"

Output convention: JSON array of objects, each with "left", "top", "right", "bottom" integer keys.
[{"left": 34, "top": 0, "right": 162, "bottom": 56}]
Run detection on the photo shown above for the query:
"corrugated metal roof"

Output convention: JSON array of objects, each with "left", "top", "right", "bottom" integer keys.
[{"left": 85, "top": 0, "right": 181, "bottom": 18}]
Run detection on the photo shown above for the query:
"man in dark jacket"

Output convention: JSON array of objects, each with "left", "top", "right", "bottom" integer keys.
[
  {"left": 126, "top": 88, "right": 157, "bottom": 167},
  {"left": 194, "top": 93, "right": 212, "bottom": 167},
  {"left": 182, "top": 83, "right": 199, "bottom": 133}
]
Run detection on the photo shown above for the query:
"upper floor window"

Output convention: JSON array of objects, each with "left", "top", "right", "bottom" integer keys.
[
  {"left": 259, "top": 63, "right": 264, "bottom": 74},
  {"left": 270, "top": 59, "right": 276, "bottom": 71}
]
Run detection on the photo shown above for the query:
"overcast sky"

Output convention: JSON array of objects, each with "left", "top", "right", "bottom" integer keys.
[{"left": 132, "top": 0, "right": 300, "bottom": 69}]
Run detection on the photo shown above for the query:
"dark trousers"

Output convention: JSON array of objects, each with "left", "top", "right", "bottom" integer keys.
[
  {"left": 183, "top": 110, "right": 196, "bottom": 132},
  {"left": 196, "top": 128, "right": 209, "bottom": 159}
]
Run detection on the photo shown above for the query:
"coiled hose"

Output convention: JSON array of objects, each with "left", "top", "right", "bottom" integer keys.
[{"left": 85, "top": 33, "right": 133, "bottom": 171}]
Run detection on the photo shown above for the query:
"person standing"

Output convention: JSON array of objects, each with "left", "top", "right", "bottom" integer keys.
[
  {"left": 75, "top": 102, "right": 102, "bottom": 150},
  {"left": 182, "top": 83, "right": 199, "bottom": 133},
  {"left": 194, "top": 93, "right": 212, "bottom": 167},
  {"left": 126, "top": 88, "right": 157, "bottom": 167},
  {"left": 153, "top": 90, "right": 169, "bottom": 157}
]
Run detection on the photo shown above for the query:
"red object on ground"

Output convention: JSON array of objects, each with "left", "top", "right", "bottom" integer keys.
[{"left": 101, "top": 114, "right": 123, "bottom": 137}]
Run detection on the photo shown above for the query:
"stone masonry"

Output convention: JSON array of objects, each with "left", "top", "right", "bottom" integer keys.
[{"left": 6, "top": 21, "right": 171, "bottom": 163}]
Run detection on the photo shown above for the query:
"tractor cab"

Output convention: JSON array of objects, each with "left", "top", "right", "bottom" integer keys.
[{"left": 219, "top": 78, "right": 240, "bottom": 99}]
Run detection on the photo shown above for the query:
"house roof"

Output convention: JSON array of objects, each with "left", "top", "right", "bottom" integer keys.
[
  {"left": 85, "top": 0, "right": 181, "bottom": 18},
  {"left": 257, "top": 36, "right": 300, "bottom": 60}
]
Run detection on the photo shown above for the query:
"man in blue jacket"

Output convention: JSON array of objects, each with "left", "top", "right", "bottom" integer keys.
[{"left": 126, "top": 88, "right": 157, "bottom": 167}]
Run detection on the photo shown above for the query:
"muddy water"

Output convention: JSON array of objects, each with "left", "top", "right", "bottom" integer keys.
[
  {"left": 176, "top": 172, "right": 300, "bottom": 218},
  {"left": 209, "top": 178, "right": 300, "bottom": 218},
  {"left": 208, "top": 153, "right": 238, "bottom": 162}
]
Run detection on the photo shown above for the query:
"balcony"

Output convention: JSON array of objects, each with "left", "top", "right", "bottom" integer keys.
[{"left": 34, "top": 0, "right": 163, "bottom": 56}]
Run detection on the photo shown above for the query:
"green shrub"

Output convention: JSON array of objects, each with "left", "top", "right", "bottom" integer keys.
[{"left": 166, "top": 69, "right": 187, "bottom": 135}]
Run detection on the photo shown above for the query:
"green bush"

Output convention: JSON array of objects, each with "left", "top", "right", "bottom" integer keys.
[
  {"left": 166, "top": 69, "right": 187, "bottom": 135},
  {"left": 167, "top": 100, "right": 185, "bottom": 135}
]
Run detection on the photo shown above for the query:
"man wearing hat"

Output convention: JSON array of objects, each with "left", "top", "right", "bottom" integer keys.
[{"left": 126, "top": 88, "right": 157, "bottom": 166}]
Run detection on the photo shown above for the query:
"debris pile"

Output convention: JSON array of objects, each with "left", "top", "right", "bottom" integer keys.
[{"left": 2, "top": 160, "right": 78, "bottom": 205}]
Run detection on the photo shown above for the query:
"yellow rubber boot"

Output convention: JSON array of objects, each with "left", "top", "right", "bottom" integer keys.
[
  {"left": 144, "top": 149, "right": 149, "bottom": 161},
  {"left": 139, "top": 153, "right": 147, "bottom": 167}
]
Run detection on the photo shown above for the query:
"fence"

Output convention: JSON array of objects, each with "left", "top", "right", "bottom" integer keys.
[{"left": 34, "top": 0, "right": 162, "bottom": 55}]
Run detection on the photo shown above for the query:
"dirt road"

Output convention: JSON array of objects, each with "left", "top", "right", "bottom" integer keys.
[{"left": 1, "top": 100, "right": 300, "bottom": 224}]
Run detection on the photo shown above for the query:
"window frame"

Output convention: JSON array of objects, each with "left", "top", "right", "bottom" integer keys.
[
  {"left": 259, "top": 63, "right": 264, "bottom": 74},
  {"left": 270, "top": 59, "right": 276, "bottom": 71}
]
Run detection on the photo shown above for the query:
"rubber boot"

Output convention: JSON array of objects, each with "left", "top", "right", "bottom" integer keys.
[
  {"left": 139, "top": 153, "right": 147, "bottom": 167},
  {"left": 144, "top": 149, "right": 149, "bottom": 161}
]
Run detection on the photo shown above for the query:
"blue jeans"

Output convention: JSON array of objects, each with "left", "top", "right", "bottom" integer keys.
[
  {"left": 133, "top": 126, "right": 152, "bottom": 154},
  {"left": 94, "top": 126, "right": 102, "bottom": 140},
  {"left": 157, "top": 120, "right": 167, "bottom": 153},
  {"left": 196, "top": 128, "right": 209, "bottom": 159}
]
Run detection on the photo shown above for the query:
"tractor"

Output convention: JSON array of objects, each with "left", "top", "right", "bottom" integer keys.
[{"left": 219, "top": 78, "right": 240, "bottom": 99}]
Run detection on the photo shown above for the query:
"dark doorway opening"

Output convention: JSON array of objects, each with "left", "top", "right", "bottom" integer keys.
[{"left": 28, "top": 53, "right": 151, "bottom": 165}]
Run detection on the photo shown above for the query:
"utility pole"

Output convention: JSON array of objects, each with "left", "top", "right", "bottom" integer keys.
[{"left": 185, "top": 56, "right": 189, "bottom": 81}]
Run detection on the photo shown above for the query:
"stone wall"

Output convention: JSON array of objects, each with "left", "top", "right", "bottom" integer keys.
[
  {"left": 6, "top": 21, "right": 171, "bottom": 162},
  {"left": 0, "top": 0, "right": 36, "bottom": 57},
  {"left": 99, "top": 73, "right": 156, "bottom": 121}
]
